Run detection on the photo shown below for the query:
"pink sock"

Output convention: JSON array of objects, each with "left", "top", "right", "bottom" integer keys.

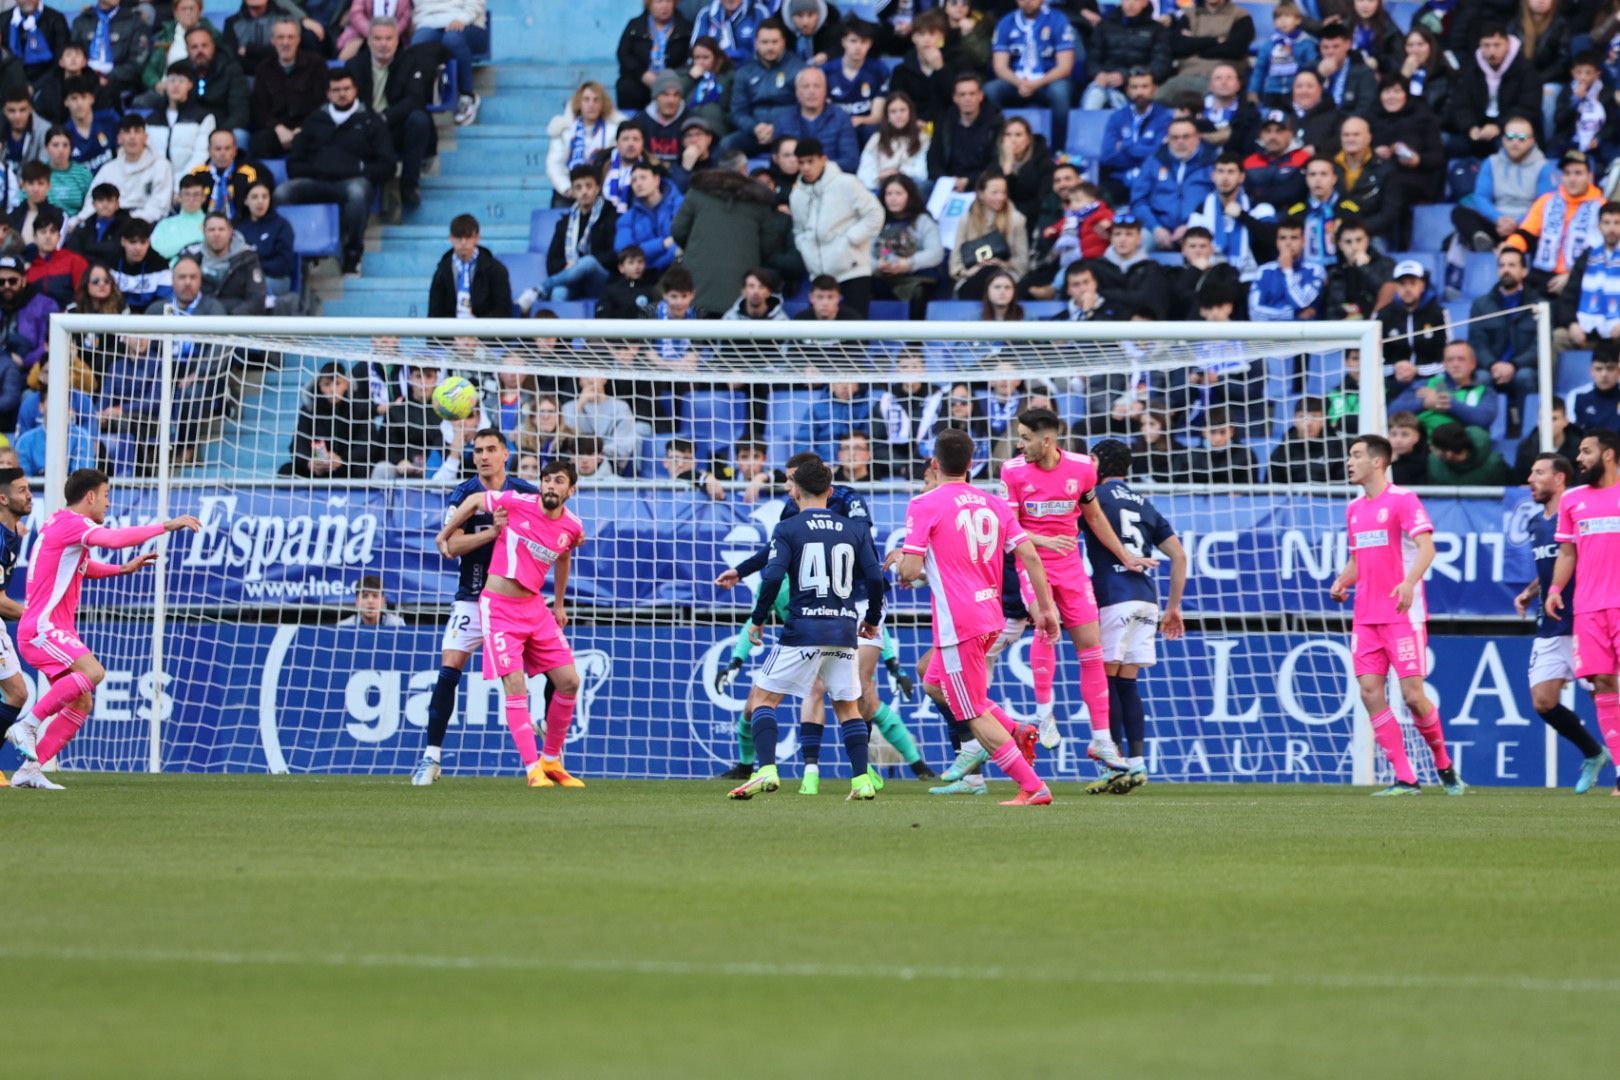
[
  {"left": 542, "top": 692, "right": 576, "bottom": 760},
  {"left": 1415, "top": 706, "right": 1451, "bottom": 771},
  {"left": 987, "top": 703, "right": 1019, "bottom": 735},
  {"left": 1078, "top": 646, "right": 1110, "bottom": 735},
  {"left": 504, "top": 697, "right": 539, "bottom": 767},
  {"left": 1030, "top": 631, "right": 1055, "bottom": 708},
  {"left": 35, "top": 705, "right": 88, "bottom": 765},
  {"left": 1595, "top": 694, "right": 1620, "bottom": 766},
  {"left": 1369, "top": 708, "right": 1416, "bottom": 785},
  {"left": 34, "top": 672, "right": 93, "bottom": 723},
  {"left": 990, "top": 740, "right": 1043, "bottom": 794}
]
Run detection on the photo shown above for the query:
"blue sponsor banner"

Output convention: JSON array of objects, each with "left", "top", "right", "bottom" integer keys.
[
  {"left": 4, "top": 486, "right": 1545, "bottom": 619},
  {"left": 13, "top": 623, "right": 1589, "bottom": 787}
]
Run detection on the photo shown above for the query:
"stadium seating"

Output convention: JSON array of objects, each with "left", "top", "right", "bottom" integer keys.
[
  {"left": 1006, "top": 107, "right": 1052, "bottom": 144},
  {"left": 530, "top": 208, "right": 566, "bottom": 253},
  {"left": 1065, "top": 108, "right": 1112, "bottom": 166},
  {"left": 1557, "top": 351, "right": 1592, "bottom": 396},
  {"left": 1411, "top": 204, "right": 1458, "bottom": 252},
  {"left": 680, "top": 391, "right": 752, "bottom": 463}
]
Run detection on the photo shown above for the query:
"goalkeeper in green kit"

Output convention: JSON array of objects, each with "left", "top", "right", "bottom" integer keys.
[{"left": 714, "top": 579, "right": 938, "bottom": 787}]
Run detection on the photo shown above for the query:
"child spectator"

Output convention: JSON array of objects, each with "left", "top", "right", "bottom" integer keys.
[
  {"left": 110, "top": 218, "right": 174, "bottom": 309},
  {"left": 23, "top": 205, "right": 86, "bottom": 307},
  {"left": 595, "top": 245, "right": 656, "bottom": 319},
  {"left": 1249, "top": 2, "right": 1317, "bottom": 104},
  {"left": 235, "top": 180, "right": 295, "bottom": 297},
  {"left": 42, "top": 127, "right": 91, "bottom": 216},
  {"left": 65, "top": 182, "right": 129, "bottom": 267}
]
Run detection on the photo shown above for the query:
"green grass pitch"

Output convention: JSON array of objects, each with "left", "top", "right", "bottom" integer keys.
[{"left": 7, "top": 775, "right": 1618, "bottom": 1078}]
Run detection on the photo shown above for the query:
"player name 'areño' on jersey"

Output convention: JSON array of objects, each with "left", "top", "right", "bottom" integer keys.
[
  {"left": 447, "top": 475, "right": 539, "bottom": 602},
  {"left": 485, "top": 489, "right": 585, "bottom": 597},
  {"left": 1529, "top": 507, "right": 1575, "bottom": 638},
  {"left": 999, "top": 451, "right": 1097, "bottom": 568},
  {"left": 753, "top": 508, "right": 886, "bottom": 648},
  {"left": 903, "top": 482, "right": 1028, "bottom": 647},
  {"left": 1346, "top": 484, "right": 1434, "bottom": 625},
  {"left": 1087, "top": 478, "right": 1176, "bottom": 608},
  {"left": 1555, "top": 481, "right": 1620, "bottom": 614}
]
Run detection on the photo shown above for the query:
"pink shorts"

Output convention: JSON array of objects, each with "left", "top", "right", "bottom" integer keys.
[
  {"left": 479, "top": 592, "right": 574, "bottom": 680},
  {"left": 1018, "top": 557, "right": 1098, "bottom": 629},
  {"left": 1573, "top": 608, "right": 1620, "bottom": 678},
  {"left": 19, "top": 626, "right": 91, "bottom": 680},
  {"left": 1352, "top": 621, "right": 1427, "bottom": 679},
  {"left": 924, "top": 631, "right": 997, "bottom": 721}
]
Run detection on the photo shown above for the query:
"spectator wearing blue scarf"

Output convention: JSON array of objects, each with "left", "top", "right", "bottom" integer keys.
[{"left": 69, "top": 0, "right": 149, "bottom": 99}]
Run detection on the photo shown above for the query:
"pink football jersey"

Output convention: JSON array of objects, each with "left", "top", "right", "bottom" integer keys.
[
  {"left": 1555, "top": 481, "right": 1620, "bottom": 613},
  {"left": 999, "top": 451, "right": 1097, "bottom": 567},
  {"left": 21, "top": 511, "right": 105, "bottom": 639},
  {"left": 485, "top": 490, "right": 585, "bottom": 596},
  {"left": 902, "top": 482, "right": 1028, "bottom": 646},
  {"left": 1346, "top": 485, "right": 1434, "bottom": 625}
]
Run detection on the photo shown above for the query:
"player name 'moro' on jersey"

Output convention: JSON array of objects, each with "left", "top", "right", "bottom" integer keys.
[{"left": 753, "top": 508, "right": 885, "bottom": 649}]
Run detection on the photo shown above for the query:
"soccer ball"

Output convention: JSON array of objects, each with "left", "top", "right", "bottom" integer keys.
[{"left": 432, "top": 376, "right": 480, "bottom": 420}]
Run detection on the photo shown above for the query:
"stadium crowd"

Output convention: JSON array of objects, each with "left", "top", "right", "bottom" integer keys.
[
  {"left": 363, "top": 0, "right": 1620, "bottom": 491},
  {"left": 0, "top": 0, "right": 482, "bottom": 476}
]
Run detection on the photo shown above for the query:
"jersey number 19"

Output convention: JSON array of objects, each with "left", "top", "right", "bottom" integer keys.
[
  {"left": 799, "top": 542, "right": 855, "bottom": 599},
  {"left": 955, "top": 507, "right": 999, "bottom": 564}
]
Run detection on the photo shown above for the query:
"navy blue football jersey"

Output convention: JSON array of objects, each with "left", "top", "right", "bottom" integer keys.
[
  {"left": 0, "top": 522, "right": 19, "bottom": 593},
  {"left": 752, "top": 508, "right": 886, "bottom": 647},
  {"left": 823, "top": 58, "right": 890, "bottom": 119},
  {"left": 1086, "top": 478, "right": 1175, "bottom": 608},
  {"left": 1529, "top": 507, "right": 1574, "bottom": 638},
  {"left": 736, "top": 485, "right": 880, "bottom": 600},
  {"left": 1001, "top": 549, "right": 1027, "bottom": 620},
  {"left": 445, "top": 475, "right": 539, "bottom": 602}
]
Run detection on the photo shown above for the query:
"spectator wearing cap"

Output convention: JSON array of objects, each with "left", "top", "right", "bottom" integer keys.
[
  {"left": 1099, "top": 68, "right": 1174, "bottom": 200},
  {"left": 634, "top": 70, "right": 689, "bottom": 167},
  {"left": 1084, "top": 1, "right": 1173, "bottom": 112},
  {"left": 771, "top": 66, "right": 858, "bottom": 174},
  {"left": 1248, "top": 1, "right": 1316, "bottom": 105},
  {"left": 1334, "top": 115, "right": 1400, "bottom": 243},
  {"left": 0, "top": 253, "right": 55, "bottom": 429},
  {"left": 669, "top": 115, "right": 718, "bottom": 191},
  {"left": 693, "top": 0, "right": 774, "bottom": 65},
  {"left": 23, "top": 206, "right": 86, "bottom": 308},
  {"left": 1555, "top": 199, "right": 1620, "bottom": 354},
  {"left": 1319, "top": 216, "right": 1395, "bottom": 320},
  {"left": 1088, "top": 212, "right": 1169, "bottom": 319},
  {"left": 69, "top": 0, "right": 149, "bottom": 100},
  {"left": 985, "top": 0, "right": 1078, "bottom": 154},
  {"left": 1186, "top": 152, "right": 1275, "bottom": 281},
  {"left": 1248, "top": 217, "right": 1322, "bottom": 321},
  {"left": 146, "top": 61, "right": 217, "bottom": 175},
  {"left": 1161, "top": 0, "right": 1255, "bottom": 105},
  {"left": 82, "top": 114, "right": 174, "bottom": 226},
  {"left": 678, "top": 36, "right": 732, "bottom": 136},
  {"left": 1446, "top": 22, "right": 1543, "bottom": 158},
  {"left": 249, "top": 17, "right": 328, "bottom": 160},
  {"left": 1505, "top": 148, "right": 1605, "bottom": 295},
  {"left": 783, "top": 0, "right": 836, "bottom": 66},
  {"left": 1312, "top": 23, "right": 1377, "bottom": 119},
  {"left": 1453, "top": 118, "right": 1555, "bottom": 254},
  {"left": 427, "top": 213, "right": 511, "bottom": 319},
  {"left": 615, "top": 160, "right": 684, "bottom": 275},
  {"left": 1378, "top": 258, "right": 1448, "bottom": 388},
  {"left": 615, "top": 0, "right": 692, "bottom": 113},
  {"left": 671, "top": 149, "right": 785, "bottom": 316},
  {"left": 338, "top": 575, "right": 406, "bottom": 628},
  {"left": 1244, "top": 109, "right": 1311, "bottom": 207},
  {"left": 529, "top": 166, "right": 617, "bottom": 307},
  {"left": 1130, "top": 116, "right": 1217, "bottom": 253},
  {"left": 927, "top": 72, "right": 1002, "bottom": 191},
  {"left": 822, "top": 17, "right": 888, "bottom": 133},
  {"left": 65, "top": 182, "right": 130, "bottom": 266},
  {"left": 347, "top": 17, "right": 436, "bottom": 212},
  {"left": 109, "top": 217, "right": 173, "bottom": 308},
  {"left": 889, "top": 9, "right": 952, "bottom": 125},
  {"left": 790, "top": 136, "right": 882, "bottom": 316},
  {"left": 720, "top": 17, "right": 803, "bottom": 158}
]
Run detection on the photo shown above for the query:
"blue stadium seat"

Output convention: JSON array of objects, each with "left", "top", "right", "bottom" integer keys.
[
  {"left": 263, "top": 158, "right": 288, "bottom": 185},
  {"left": 1461, "top": 251, "right": 1498, "bottom": 298},
  {"left": 1388, "top": 1, "right": 1423, "bottom": 31},
  {"left": 1024, "top": 300, "right": 1063, "bottom": 318},
  {"left": 766, "top": 390, "right": 817, "bottom": 467},
  {"left": 497, "top": 251, "right": 546, "bottom": 310},
  {"left": 1054, "top": 390, "right": 1085, "bottom": 427},
  {"left": 1443, "top": 299, "right": 1471, "bottom": 334},
  {"left": 427, "top": 60, "right": 457, "bottom": 114},
  {"left": 1065, "top": 109, "right": 1112, "bottom": 165},
  {"left": 1411, "top": 203, "right": 1457, "bottom": 252},
  {"left": 1558, "top": 351, "right": 1593, "bottom": 396},
  {"left": 1006, "top": 107, "right": 1052, "bottom": 144},
  {"left": 680, "top": 391, "right": 751, "bottom": 463},
  {"left": 925, "top": 300, "right": 981, "bottom": 320},
  {"left": 281, "top": 203, "right": 341, "bottom": 258},
  {"left": 1150, "top": 252, "right": 1182, "bottom": 267},
  {"left": 867, "top": 300, "right": 909, "bottom": 320},
  {"left": 529, "top": 208, "right": 566, "bottom": 252},
  {"left": 1239, "top": 2, "right": 1272, "bottom": 50}
]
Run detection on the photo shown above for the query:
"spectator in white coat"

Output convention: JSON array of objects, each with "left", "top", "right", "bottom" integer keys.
[
  {"left": 79, "top": 115, "right": 176, "bottom": 225},
  {"left": 856, "top": 91, "right": 930, "bottom": 190},
  {"left": 545, "top": 80, "right": 627, "bottom": 208},
  {"left": 789, "top": 135, "right": 883, "bottom": 317}
]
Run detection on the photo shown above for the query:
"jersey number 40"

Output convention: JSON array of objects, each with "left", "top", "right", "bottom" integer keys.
[{"left": 798, "top": 542, "right": 855, "bottom": 599}]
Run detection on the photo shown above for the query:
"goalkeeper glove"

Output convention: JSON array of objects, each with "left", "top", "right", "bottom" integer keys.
[
  {"left": 885, "top": 658, "right": 914, "bottom": 699},
  {"left": 715, "top": 658, "right": 743, "bottom": 693}
]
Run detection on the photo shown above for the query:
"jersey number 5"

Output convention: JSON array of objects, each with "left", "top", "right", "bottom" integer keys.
[
  {"left": 955, "top": 507, "right": 999, "bottom": 565},
  {"left": 1116, "top": 508, "right": 1149, "bottom": 558},
  {"left": 799, "top": 542, "right": 855, "bottom": 599}
]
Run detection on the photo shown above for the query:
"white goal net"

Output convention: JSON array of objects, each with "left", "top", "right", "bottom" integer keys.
[{"left": 34, "top": 314, "right": 1414, "bottom": 783}]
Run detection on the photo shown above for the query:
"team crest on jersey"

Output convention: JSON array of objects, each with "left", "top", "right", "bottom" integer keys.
[
  {"left": 1377, "top": 508, "right": 1389, "bottom": 523},
  {"left": 1065, "top": 478, "right": 1078, "bottom": 495}
]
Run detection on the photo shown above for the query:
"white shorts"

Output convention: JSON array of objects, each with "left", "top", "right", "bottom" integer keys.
[
  {"left": 1099, "top": 600, "right": 1160, "bottom": 667},
  {"left": 1529, "top": 635, "right": 1577, "bottom": 687},
  {"left": 441, "top": 600, "right": 483, "bottom": 654},
  {"left": 755, "top": 644, "right": 861, "bottom": 701},
  {"left": 0, "top": 625, "right": 18, "bottom": 680}
]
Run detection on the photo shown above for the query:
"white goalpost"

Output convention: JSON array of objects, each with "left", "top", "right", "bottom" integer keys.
[{"left": 39, "top": 312, "right": 1403, "bottom": 783}]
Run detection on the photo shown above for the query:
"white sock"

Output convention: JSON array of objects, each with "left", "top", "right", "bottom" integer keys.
[
  {"left": 962, "top": 739, "right": 982, "bottom": 755},
  {"left": 1129, "top": 755, "right": 1145, "bottom": 771},
  {"left": 1035, "top": 702, "right": 1054, "bottom": 722},
  {"left": 1090, "top": 732, "right": 1114, "bottom": 745},
  {"left": 964, "top": 773, "right": 986, "bottom": 790},
  {"left": 424, "top": 746, "right": 441, "bottom": 763}
]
